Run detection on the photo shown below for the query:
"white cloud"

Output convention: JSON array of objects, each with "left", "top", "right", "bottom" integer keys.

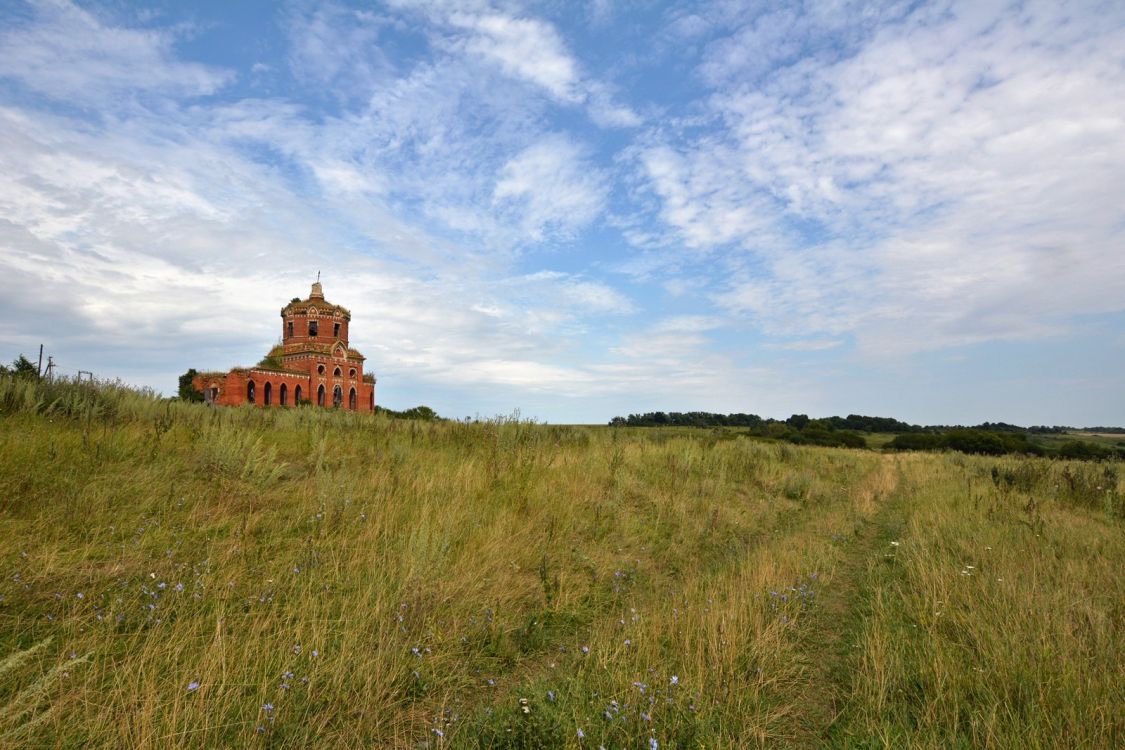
[
  {"left": 493, "top": 135, "right": 609, "bottom": 241},
  {"left": 644, "top": 0, "right": 1125, "bottom": 354},
  {"left": 431, "top": 5, "right": 640, "bottom": 128},
  {"left": 449, "top": 12, "right": 582, "bottom": 103},
  {"left": 511, "top": 271, "right": 636, "bottom": 316},
  {"left": 637, "top": 143, "right": 780, "bottom": 249},
  {"left": 0, "top": 0, "right": 231, "bottom": 101},
  {"left": 285, "top": 4, "right": 395, "bottom": 99},
  {"left": 768, "top": 339, "right": 844, "bottom": 352}
]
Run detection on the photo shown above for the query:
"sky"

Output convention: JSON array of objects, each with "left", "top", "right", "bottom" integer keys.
[{"left": 1, "top": 0, "right": 1124, "bottom": 425}]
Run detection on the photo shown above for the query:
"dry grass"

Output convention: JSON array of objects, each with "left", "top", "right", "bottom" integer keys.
[{"left": 0, "top": 377, "right": 1121, "bottom": 748}]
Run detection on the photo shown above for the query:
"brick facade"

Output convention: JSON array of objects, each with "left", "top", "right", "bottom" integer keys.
[{"left": 193, "top": 282, "right": 376, "bottom": 412}]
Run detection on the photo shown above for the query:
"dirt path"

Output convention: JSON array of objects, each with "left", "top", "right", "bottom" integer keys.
[{"left": 788, "top": 455, "right": 906, "bottom": 748}]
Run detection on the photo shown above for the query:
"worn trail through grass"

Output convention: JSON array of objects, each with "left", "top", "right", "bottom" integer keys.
[
  {"left": 782, "top": 455, "right": 905, "bottom": 747},
  {"left": 1, "top": 377, "right": 1122, "bottom": 748}
]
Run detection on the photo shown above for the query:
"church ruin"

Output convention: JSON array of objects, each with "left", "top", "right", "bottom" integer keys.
[{"left": 193, "top": 281, "right": 376, "bottom": 411}]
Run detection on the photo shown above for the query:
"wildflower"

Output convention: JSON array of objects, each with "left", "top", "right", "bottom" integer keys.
[
  {"left": 650, "top": 738, "right": 659, "bottom": 750},
  {"left": 262, "top": 703, "right": 274, "bottom": 712},
  {"left": 890, "top": 541, "right": 900, "bottom": 547},
  {"left": 624, "top": 639, "right": 631, "bottom": 647},
  {"left": 641, "top": 712, "right": 652, "bottom": 722},
  {"left": 577, "top": 728, "right": 585, "bottom": 739},
  {"left": 76, "top": 592, "right": 85, "bottom": 599},
  {"left": 312, "top": 650, "right": 319, "bottom": 658},
  {"left": 432, "top": 728, "right": 444, "bottom": 738},
  {"left": 174, "top": 583, "right": 184, "bottom": 592},
  {"left": 670, "top": 675, "right": 679, "bottom": 685},
  {"left": 292, "top": 644, "right": 301, "bottom": 655},
  {"left": 581, "top": 645, "right": 589, "bottom": 654},
  {"left": 256, "top": 725, "right": 266, "bottom": 734},
  {"left": 519, "top": 697, "right": 531, "bottom": 714},
  {"left": 547, "top": 690, "right": 556, "bottom": 702},
  {"left": 158, "top": 582, "right": 167, "bottom": 590},
  {"left": 187, "top": 681, "right": 200, "bottom": 692}
]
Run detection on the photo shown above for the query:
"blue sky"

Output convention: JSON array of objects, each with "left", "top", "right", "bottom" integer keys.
[{"left": 1, "top": 0, "right": 1123, "bottom": 425}]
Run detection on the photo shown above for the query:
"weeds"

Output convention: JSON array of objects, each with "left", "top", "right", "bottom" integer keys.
[{"left": 0, "top": 376, "right": 1121, "bottom": 748}]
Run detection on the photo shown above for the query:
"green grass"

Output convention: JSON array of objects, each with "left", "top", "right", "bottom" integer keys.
[{"left": 0, "top": 376, "right": 1121, "bottom": 748}]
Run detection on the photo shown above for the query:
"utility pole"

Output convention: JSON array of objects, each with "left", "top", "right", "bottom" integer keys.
[
  {"left": 78, "top": 370, "right": 93, "bottom": 383},
  {"left": 37, "top": 344, "right": 43, "bottom": 380},
  {"left": 45, "top": 356, "right": 55, "bottom": 380}
]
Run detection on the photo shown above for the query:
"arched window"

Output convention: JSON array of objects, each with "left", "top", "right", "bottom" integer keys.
[
  {"left": 287, "top": 321, "right": 293, "bottom": 339},
  {"left": 295, "top": 385, "right": 302, "bottom": 403},
  {"left": 264, "top": 382, "right": 272, "bottom": 405},
  {"left": 333, "top": 366, "right": 342, "bottom": 378},
  {"left": 348, "top": 388, "right": 356, "bottom": 410},
  {"left": 280, "top": 383, "right": 288, "bottom": 406},
  {"left": 247, "top": 381, "right": 256, "bottom": 404},
  {"left": 333, "top": 385, "right": 343, "bottom": 408},
  {"left": 369, "top": 390, "right": 374, "bottom": 411},
  {"left": 317, "top": 364, "right": 325, "bottom": 375},
  {"left": 317, "top": 384, "right": 325, "bottom": 406},
  {"left": 211, "top": 387, "right": 219, "bottom": 403},
  {"left": 308, "top": 320, "right": 318, "bottom": 337},
  {"left": 349, "top": 368, "right": 356, "bottom": 378}
]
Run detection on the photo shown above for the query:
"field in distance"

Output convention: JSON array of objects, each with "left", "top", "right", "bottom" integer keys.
[{"left": 0, "top": 377, "right": 1121, "bottom": 748}]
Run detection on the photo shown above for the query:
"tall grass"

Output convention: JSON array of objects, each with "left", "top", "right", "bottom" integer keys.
[{"left": 0, "top": 376, "right": 1120, "bottom": 748}]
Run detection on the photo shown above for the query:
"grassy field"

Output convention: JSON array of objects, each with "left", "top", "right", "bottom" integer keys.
[{"left": 0, "top": 377, "right": 1121, "bottom": 748}]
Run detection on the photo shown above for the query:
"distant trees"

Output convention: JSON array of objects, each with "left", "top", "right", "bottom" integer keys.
[
  {"left": 177, "top": 369, "right": 204, "bottom": 402},
  {"left": 611, "top": 411, "right": 765, "bottom": 428},
  {"left": 887, "top": 429, "right": 1125, "bottom": 459},
  {"left": 376, "top": 405, "right": 440, "bottom": 421},
  {"left": 609, "top": 411, "right": 927, "bottom": 433},
  {"left": 606, "top": 408, "right": 1123, "bottom": 460},
  {"left": 1055, "top": 440, "right": 1118, "bottom": 460},
  {"left": 786, "top": 413, "right": 810, "bottom": 430},
  {"left": 607, "top": 410, "right": 868, "bottom": 448},
  {"left": 0, "top": 354, "right": 39, "bottom": 378}
]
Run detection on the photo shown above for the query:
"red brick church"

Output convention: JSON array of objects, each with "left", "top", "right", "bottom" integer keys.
[{"left": 193, "top": 281, "right": 376, "bottom": 411}]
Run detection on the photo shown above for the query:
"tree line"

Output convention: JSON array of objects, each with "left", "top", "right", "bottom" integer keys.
[
  {"left": 609, "top": 410, "right": 1123, "bottom": 435},
  {"left": 609, "top": 410, "right": 1124, "bottom": 459}
]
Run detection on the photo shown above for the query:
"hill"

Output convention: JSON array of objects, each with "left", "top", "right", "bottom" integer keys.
[{"left": 0, "top": 376, "right": 1122, "bottom": 747}]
